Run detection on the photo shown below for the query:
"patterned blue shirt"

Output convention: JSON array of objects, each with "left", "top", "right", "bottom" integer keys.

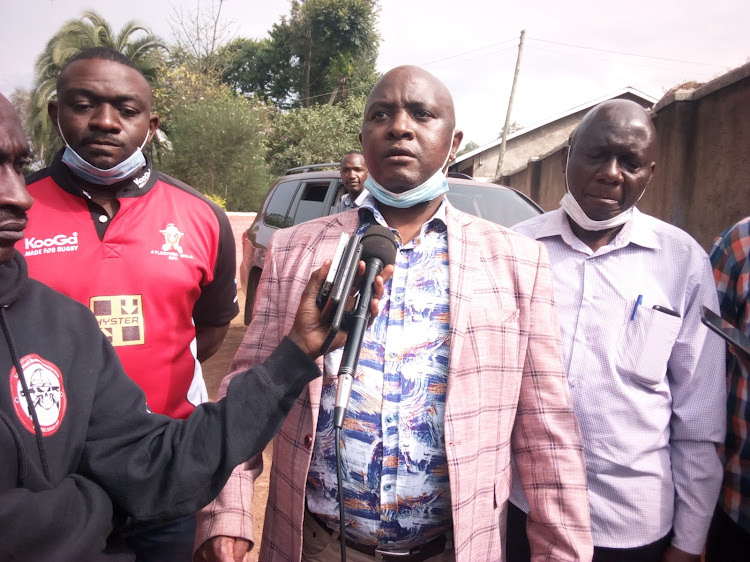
[{"left": 306, "top": 196, "right": 452, "bottom": 548}]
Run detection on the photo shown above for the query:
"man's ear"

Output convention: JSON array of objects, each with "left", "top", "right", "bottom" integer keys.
[
  {"left": 449, "top": 130, "right": 464, "bottom": 160},
  {"left": 146, "top": 114, "right": 160, "bottom": 145},
  {"left": 48, "top": 101, "right": 61, "bottom": 137},
  {"left": 358, "top": 131, "right": 363, "bottom": 146}
]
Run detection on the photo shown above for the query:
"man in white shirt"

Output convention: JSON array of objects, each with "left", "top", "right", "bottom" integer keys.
[
  {"left": 509, "top": 99, "right": 726, "bottom": 562},
  {"left": 334, "top": 150, "right": 368, "bottom": 212}
]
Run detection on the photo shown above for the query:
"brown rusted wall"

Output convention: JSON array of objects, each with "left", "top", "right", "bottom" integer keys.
[{"left": 502, "top": 64, "right": 750, "bottom": 249}]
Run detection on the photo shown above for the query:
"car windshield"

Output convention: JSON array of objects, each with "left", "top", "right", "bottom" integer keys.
[{"left": 446, "top": 182, "right": 541, "bottom": 227}]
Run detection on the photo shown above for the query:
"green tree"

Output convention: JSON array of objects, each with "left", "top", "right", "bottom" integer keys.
[
  {"left": 220, "top": 0, "right": 380, "bottom": 108},
  {"left": 151, "top": 63, "right": 235, "bottom": 131},
  {"left": 264, "top": 93, "right": 366, "bottom": 174},
  {"left": 219, "top": 34, "right": 297, "bottom": 109},
  {"left": 25, "top": 11, "right": 166, "bottom": 167},
  {"left": 497, "top": 121, "right": 523, "bottom": 138},
  {"left": 456, "top": 140, "right": 480, "bottom": 158},
  {"left": 160, "top": 96, "right": 272, "bottom": 212}
]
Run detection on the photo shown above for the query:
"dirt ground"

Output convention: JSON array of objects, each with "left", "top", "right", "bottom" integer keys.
[{"left": 201, "top": 290, "right": 271, "bottom": 562}]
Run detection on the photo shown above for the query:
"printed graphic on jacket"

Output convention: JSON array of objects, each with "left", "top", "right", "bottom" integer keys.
[{"left": 10, "top": 354, "right": 67, "bottom": 435}]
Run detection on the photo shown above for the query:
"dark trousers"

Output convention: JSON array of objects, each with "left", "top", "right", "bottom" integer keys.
[
  {"left": 506, "top": 502, "right": 671, "bottom": 562},
  {"left": 705, "top": 505, "right": 750, "bottom": 562},
  {"left": 106, "top": 513, "right": 197, "bottom": 562}
]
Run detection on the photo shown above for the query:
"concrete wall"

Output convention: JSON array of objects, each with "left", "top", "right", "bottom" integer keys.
[
  {"left": 226, "top": 212, "right": 257, "bottom": 283},
  {"left": 500, "top": 63, "right": 750, "bottom": 250}
]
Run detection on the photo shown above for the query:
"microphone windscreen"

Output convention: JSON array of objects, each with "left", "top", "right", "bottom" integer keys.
[{"left": 360, "top": 225, "right": 397, "bottom": 267}]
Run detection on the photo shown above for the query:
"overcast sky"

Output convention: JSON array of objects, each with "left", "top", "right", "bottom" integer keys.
[{"left": 1, "top": 0, "right": 747, "bottom": 147}]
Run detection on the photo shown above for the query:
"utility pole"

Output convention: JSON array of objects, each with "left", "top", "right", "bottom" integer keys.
[{"left": 495, "top": 29, "right": 526, "bottom": 181}]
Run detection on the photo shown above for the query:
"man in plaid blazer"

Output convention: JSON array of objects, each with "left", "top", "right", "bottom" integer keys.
[{"left": 195, "top": 66, "right": 592, "bottom": 562}]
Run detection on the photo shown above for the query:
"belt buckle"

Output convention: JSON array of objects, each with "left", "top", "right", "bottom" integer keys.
[{"left": 374, "top": 548, "right": 413, "bottom": 561}]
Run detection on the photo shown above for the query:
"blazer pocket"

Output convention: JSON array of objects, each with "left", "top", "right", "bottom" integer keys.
[
  {"left": 495, "top": 308, "right": 520, "bottom": 325},
  {"left": 469, "top": 308, "right": 521, "bottom": 367},
  {"left": 618, "top": 305, "right": 681, "bottom": 388}
]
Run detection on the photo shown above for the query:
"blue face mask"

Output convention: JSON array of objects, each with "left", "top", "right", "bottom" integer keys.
[
  {"left": 59, "top": 117, "right": 150, "bottom": 186},
  {"left": 364, "top": 136, "right": 455, "bottom": 209}
]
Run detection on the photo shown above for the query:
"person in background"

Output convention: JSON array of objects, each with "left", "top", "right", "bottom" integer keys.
[
  {"left": 511, "top": 99, "right": 726, "bottom": 562},
  {"left": 195, "top": 65, "right": 591, "bottom": 562},
  {"left": 706, "top": 216, "right": 750, "bottom": 562},
  {"left": 22, "top": 47, "right": 239, "bottom": 560},
  {"left": 334, "top": 150, "right": 369, "bottom": 212}
]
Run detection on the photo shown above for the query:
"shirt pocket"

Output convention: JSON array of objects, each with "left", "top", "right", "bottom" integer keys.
[{"left": 618, "top": 305, "right": 682, "bottom": 388}]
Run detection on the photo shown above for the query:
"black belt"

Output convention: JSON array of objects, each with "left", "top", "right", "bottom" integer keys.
[{"left": 307, "top": 509, "right": 448, "bottom": 562}]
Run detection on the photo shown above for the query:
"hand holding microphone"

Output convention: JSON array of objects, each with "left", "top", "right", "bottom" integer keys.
[
  {"left": 287, "top": 227, "right": 395, "bottom": 361},
  {"left": 333, "top": 225, "right": 398, "bottom": 428}
]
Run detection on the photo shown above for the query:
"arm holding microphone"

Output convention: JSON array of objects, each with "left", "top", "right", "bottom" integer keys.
[
  {"left": 289, "top": 257, "right": 392, "bottom": 361},
  {"left": 0, "top": 259, "right": 391, "bottom": 562},
  {"left": 195, "top": 247, "right": 394, "bottom": 562},
  {"left": 334, "top": 225, "right": 398, "bottom": 428},
  {"left": 78, "top": 261, "right": 390, "bottom": 533}
]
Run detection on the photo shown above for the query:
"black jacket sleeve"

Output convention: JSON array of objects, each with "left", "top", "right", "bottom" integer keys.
[
  {"left": 0, "top": 474, "right": 113, "bottom": 561},
  {"left": 79, "top": 332, "right": 318, "bottom": 521}
]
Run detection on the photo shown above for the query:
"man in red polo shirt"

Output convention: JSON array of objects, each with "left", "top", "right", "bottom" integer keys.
[{"left": 23, "top": 47, "right": 238, "bottom": 561}]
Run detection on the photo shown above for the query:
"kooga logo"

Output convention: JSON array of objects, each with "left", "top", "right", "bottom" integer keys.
[{"left": 25, "top": 233, "right": 79, "bottom": 249}]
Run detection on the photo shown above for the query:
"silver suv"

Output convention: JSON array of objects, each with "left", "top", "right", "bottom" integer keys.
[{"left": 242, "top": 165, "right": 542, "bottom": 323}]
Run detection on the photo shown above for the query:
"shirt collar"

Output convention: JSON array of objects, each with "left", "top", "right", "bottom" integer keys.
[
  {"left": 359, "top": 195, "right": 448, "bottom": 239},
  {"left": 352, "top": 188, "right": 369, "bottom": 207}
]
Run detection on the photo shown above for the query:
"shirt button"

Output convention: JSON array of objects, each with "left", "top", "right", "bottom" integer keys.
[
  {"left": 98, "top": 215, "right": 108, "bottom": 223},
  {"left": 384, "top": 484, "right": 392, "bottom": 491},
  {"left": 304, "top": 434, "right": 313, "bottom": 448},
  {"left": 569, "top": 378, "right": 578, "bottom": 387},
  {"left": 386, "top": 415, "right": 395, "bottom": 424}
]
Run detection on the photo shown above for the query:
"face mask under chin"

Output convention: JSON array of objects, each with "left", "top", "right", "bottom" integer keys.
[
  {"left": 365, "top": 135, "right": 455, "bottom": 209},
  {"left": 57, "top": 116, "right": 150, "bottom": 186},
  {"left": 560, "top": 149, "right": 645, "bottom": 231}
]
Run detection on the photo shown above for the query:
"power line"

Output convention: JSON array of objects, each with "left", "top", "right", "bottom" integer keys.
[
  {"left": 418, "top": 37, "right": 517, "bottom": 67},
  {"left": 527, "top": 44, "right": 723, "bottom": 75},
  {"left": 528, "top": 37, "right": 728, "bottom": 69},
  {"left": 292, "top": 39, "right": 519, "bottom": 105},
  {"left": 284, "top": 35, "right": 730, "bottom": 106}
]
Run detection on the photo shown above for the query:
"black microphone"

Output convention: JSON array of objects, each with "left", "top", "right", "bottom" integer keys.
[{"left": 333, "top": 225, "right": 397, "bottom": 429}]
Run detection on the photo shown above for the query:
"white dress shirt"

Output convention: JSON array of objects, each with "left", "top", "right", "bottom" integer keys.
[
  {"left": 334, "top": 188, "right": 369, "bottom": 213},
  {"left": 511, "top": 208, "right": 726, "bottom": 554}
]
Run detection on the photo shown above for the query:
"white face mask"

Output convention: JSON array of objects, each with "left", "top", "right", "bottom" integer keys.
[
  {"left": 364, "top": 134, "right": 455, "bottom": 208},
  {"left": 559, "top": 148, "right": 645, "bottom": 231},
  {"left": 58, "top": 116, "right": 150, "bottom": 185}
]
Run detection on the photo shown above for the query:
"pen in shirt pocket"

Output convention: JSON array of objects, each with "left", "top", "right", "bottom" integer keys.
[{"left": 630, "top": 294, "right": 643, "bottom": 321}]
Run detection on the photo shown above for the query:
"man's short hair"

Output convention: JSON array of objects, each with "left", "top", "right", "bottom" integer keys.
[
  {"left": 61, "top": 47, "right": 144, "bottom": 79},
  {"left": 340, "top": 150, "right": 363, "bottom": 166}
]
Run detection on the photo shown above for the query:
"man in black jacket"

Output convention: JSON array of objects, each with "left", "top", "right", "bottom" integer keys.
[{"left": 0, "top": 94, "right": 390, "bottom": 561}]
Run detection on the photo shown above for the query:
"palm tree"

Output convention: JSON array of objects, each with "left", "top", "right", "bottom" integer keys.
[{"left": 26, "top": 11, "right": 167, "bottom": 166}]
